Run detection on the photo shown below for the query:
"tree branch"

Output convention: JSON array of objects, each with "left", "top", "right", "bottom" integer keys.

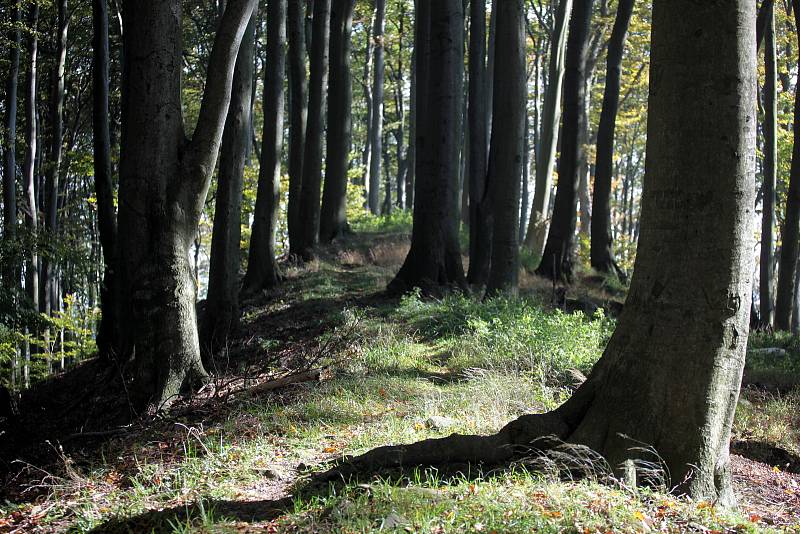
[{"left": 184, "top": 0, "right": 257, "bottom": 206}]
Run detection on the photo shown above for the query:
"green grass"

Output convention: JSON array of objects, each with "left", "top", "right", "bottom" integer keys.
[{"left": 2, "top": 237, "right": 797, "bottom": 532}]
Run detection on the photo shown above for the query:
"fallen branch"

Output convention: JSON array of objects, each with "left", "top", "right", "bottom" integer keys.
[{"left": 239, "top": 369, "right": 322, "bottom": 398}]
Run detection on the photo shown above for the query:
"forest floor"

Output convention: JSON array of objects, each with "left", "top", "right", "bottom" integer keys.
[{"left": 1, "top": 219, "right": 800, "bottom": 533}]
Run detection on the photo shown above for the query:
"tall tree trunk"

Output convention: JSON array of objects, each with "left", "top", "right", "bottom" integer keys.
[
  {"left": 759, "top": 0, "right": 777, "bottom": 327},
  {"left": 287, "top": 0, "right": 308, "bottom": 257},
  {"left": 536, "top": 0, "right": 594, "bottom": 283},
  {"left": 523, "top": 0, "right": 573, "bottom": 257},
  {"left": 520, "top": 115, "right": 530, "bottom": 242},
  {"left": 92, "top": 0, "right": 120, "bottom": 359},
  {"left": 485, "top": 0, "right": 526, "bottom": 296},
  {"left": 389, "top": 0, "right": 466, "bottom": 295},
  {"left": 41, "top": 0, "right": 69, "bottom": 318},
  {"left": 405, "top": 27, "right": 416, "bottom": 211},
  {"left": 774, "top": 0, "right": 800, "bottom": 331},
  {"left": 2, "top": 2, "right": 21, "bottom": 290},
  {"left": 367, "top": 0, "right": 386, "bottom": 215},
  {"left": 590, "top": 0, "right": 634, "bottom": 277},
  {"left": 23, "top": 2, "right": 40, "bottom": 311},
  {"left": 242, "top": 0, "right": 286, "bottom": 293},
  {"left": 202, "top": 11, "right": 257, "bottom": 360},
  {"left": 118, "top": 0, "right": 257, "bottom": 411},
  {"left": 466, "top": 0, "right": 491, "bottom": 286},
  {"left": 298, "top": 0, "right": 331, "bottom": 258},
  {"left": 319, "top": 0, "right": 355, "bottom": 243},
  {"left": 330, "top": 0, "right": 756, "bottom": 505}
]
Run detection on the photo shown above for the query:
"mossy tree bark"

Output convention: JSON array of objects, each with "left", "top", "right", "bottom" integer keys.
[
  {"left": 335, "top": 0, "right": 757, "bottom": 505},
  {"left": 389, "top": 0, "right": 467, "bottom": 295},
  {"left": 118, "top": 0, "right": 257, "bottom": 411}
]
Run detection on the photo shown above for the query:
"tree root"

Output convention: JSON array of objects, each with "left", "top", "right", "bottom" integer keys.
[{"left": 317, "top": 411, "right": 570, "bottom": 483}]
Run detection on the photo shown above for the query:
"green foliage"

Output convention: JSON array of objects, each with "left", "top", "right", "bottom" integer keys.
[
  {"left": 350, "top": 208, "right": 413, "bottom": 234},
  {"left": 397, "top": 292, "right": 613, "bottom": 379}
]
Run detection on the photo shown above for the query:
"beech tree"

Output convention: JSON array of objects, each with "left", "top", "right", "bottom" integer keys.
[
  {"left": 92, "top": 0, "right": 119, "bottom": 359},
  {"left": 485, "top": 0, "right": 526, "bottom": 296},
  {"left": 329, "top": 0, "right": 757, "bottom": 505},
  {"left": 523, "top": 0, "right": 573, "bottom": 258},
  {"left": 466, "top": 0, "right": 491, "bottom": 287},
  {"left": 242, "top": 0, "right": 287, "bottom": 293},
  {"left": 759, "top": 0, "right": 777, "bottom": 327},
  {"left": 536, "top": 0, "right": 594, "bottom": 282},
  {"left": 775, "top": 0, "right": 800, "bottom": 331},
  {"left": 367, "top": 0, "right": 386, "bottom": 215},
  {"left": 117, "top": 0, "right": 257, "bottom": 410},
  {"left": 319, "top": 0, "right": 356, "bottom": 243},
  {"left": 590, "top": 0, "right": 634, "bottom": 278},
  {"left": 286, "top": 0, "right": 309, "bottom": 257},
  {"left": 297, "top": 0, "right": 331, "bottom": 258},
  {"left": 202, "top": 10, "right": 257, "bottom": 358},
  {"left": 2, "top": 1, "right": 21, "bottom": 290},
  {"left": 389, "top": 0, "right": 466, "bottom": 294},
  {"left": 23, "top": 2, "right": 40, "bottom": 312}
]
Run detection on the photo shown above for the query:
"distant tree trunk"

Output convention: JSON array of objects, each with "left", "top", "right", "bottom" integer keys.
[
  {"left": 759, "top": 0, "right": 777, "bottom": 327},
  {"left": 23, "top": 2, "right": 40, "bottom": 311},
  {"left": 287, "top": 0, "right": 308, "bottom": 257},
  {"left": 393, "top": 7, "right": 407, "bottom": 210},
  {"left": 319, "top": 0, "right": 356, "bottom": 243},
  {"left": 118, "top": 0, "right": 257, "bottom": 411},
  {"left": 389, "top": 0, "right": 467, "bottom": 295},
  {"left": 590, "top": 0, "right": 634, "bottom": 277},
  {"left": 41, "top": 0, "right": 69, "bottom": 317},
  {"left": 536, "top": 0, "right": 594, "bottom": 283},
  {"left": 405, "top": 29, "right": 417, "bottom": 211},
  {"left": 2, "top": 2, "right": 21, "bottom": 290},
  {"left": 485, "top": 0, "right": 526, "bottom": 296},
  {"left": 520, "top": 115, "right": 530, "bottom": 242},
  {"left": 298, "top": 0, "right": 331, "bottom": 258},
  {"left": 330, "top": 0, "right": 757, "bottom": 505},
  {"left": 202, "top": 12, "right": 257, "bottom": 360},
  {"left": 367, "top": 0, "right": 386, "bottom": 215},
  {"left": 523, "top": 0, "right": 573, "bottom": 257},
  {"left": 92, "top": 0, "right": 120, "bottom": 359},
  {"left": 466, "top": 0, "right": 491, "bottom": 287},
  {"left": 242, "top": 0, "right": 286, "bottom": 293},
  {"left": 774, "top": 0, "right": 800, "bottom": 331}
]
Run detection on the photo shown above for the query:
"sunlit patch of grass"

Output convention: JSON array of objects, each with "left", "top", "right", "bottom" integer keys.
[
  {"left": 735, "top": 388, "right": 800, "bottom": 456},
  {"left": 269, "top": 470, "right": 760, "bottom": 533}
]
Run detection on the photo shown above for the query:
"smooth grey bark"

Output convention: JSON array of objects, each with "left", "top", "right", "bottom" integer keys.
[
  {"left": 466, "top": 0, "right": 491, "bottom": 287},
  {"left": 485, "top": 0, "right": 526, "bottom": 296},
  {"left": 523, "top": 0, "right": 573, "bottom": 257},
  {"left": 2, "top": 2, "right": 21, "bottom": 289},
  {"left": 775, "top": 0, "right": 800, "bottom": 331},
  {"left": 536, "top": 0, "right": 594, "bottom": 282},
  {"left": 389, "top": 0, "right": 467, "bottom": 295},
  {"left": 92, "top": 0, "right": 120, "bottom": 359},
  {"left": 118, "top": 0, "right": 257, "bottom": 411},
  {"left": 41, "top": 0, "right": 68, "bottom": 317},
  {"left": 520, "top": 115, "right": 530, "bottom": 242},
  {"left": 327, "top": 0, "right": 756, "bottom": 505},
  {"left": 759, "top": 0, "right": 777, "bottom": 327},
  {"left": 319, "top": 0, "right": 355, "bottom": 243},
  {"left": 23, "top": 2, "right": 40, "bottom": 310},
  {"left": 287, "top": 0, "right": 308, "bottom": 257},
  {"left": 242, "top": 0, "right": 286, "bottom": 293},
  {"left": 298, "top": 0, "right": 331, "bottom": 258},
  {"left": 202, "top": 12, "right": 257, "bottom": 360},
  {"left": 590, "top": 0, "right": 634, "bottom": 277},
  {"left": 367, "top": 0, "right": 386, "bottom": 215}
]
